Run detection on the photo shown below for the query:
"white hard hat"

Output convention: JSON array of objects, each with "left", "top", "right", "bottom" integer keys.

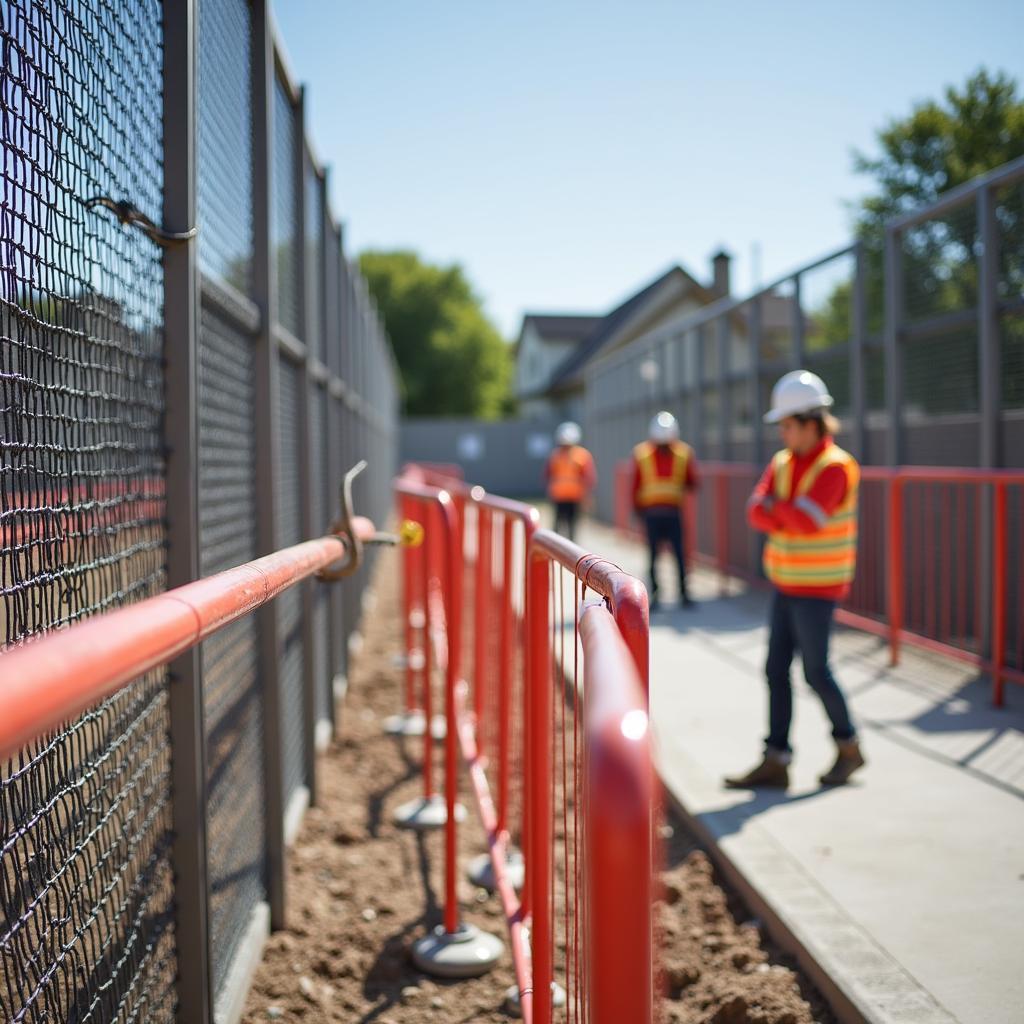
[
  {"left": 763, "top": 370, "right": 834, "bottom": 424},
  {"left": 648, "top": 411, "right": 679, "bottom": 444},
  {"left": 555, "top": 421, "right": 582, "bottom": 446}
]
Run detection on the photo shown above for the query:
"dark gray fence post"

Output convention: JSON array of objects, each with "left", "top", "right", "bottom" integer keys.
[
  {"left": 252, "top": 0, "right": 288, "bottom": 930},
  {"left": 884, "top": 227, "right": 904, "bottom": 466},
  {"left": 163, "top": 1, "right": 213, "bottom": 1021},
  {"left": 749, "top": 295, "right": 763, "bottom": 466},
  {"left": 851, "top": 242, "right": 868, "bottom": 462}
]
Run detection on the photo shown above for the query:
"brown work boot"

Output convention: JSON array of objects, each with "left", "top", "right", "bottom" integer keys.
[
  {"left": 724, "top": 751, "right": 790, "bottom": 789},
  {"left": 819, "top": 739, "right": 865, "bottom": 786}
]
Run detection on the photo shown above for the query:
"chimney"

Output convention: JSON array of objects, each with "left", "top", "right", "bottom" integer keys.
[{"left": 711, "top": 249, "right": 731, "bottom": 297}]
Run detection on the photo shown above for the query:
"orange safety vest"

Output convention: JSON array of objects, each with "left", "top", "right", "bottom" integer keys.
[
  {"left": 633, "top": 440, "right": 691, "bottom": 508},
  {"left": 762, "top": 445, "right": 860, "bottom": 589},
  {"left": 547, "top": 446, "right": 591, "bottom": 502}
]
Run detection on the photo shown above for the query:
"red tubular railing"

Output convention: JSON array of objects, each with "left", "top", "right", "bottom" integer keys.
[
  {"left": 0, "top": 519, "right": 377, "bottom": 763},
  {"left": 396, "top": 469, "right": 658, "bottom": 1023},
  {"left": 578, "top": 600, "right": 655, "bottom": 1024},
  {"left": 615, "top": 459, "right": 1024, "bottom": 705},
  {"left": 527, "top": 526, "right": 654, "bottom": 1024}
]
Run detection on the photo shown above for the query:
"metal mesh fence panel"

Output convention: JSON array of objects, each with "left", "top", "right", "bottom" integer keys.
[
  {"left": 272, "top": 78, "right": 300, "bottom": 338},
  {"left": 310, "top": 385, "right": 331, "bottom": 724},
  {"left": 304, "top": 162, "right": 323, "bottom": 363},
  {"left": 0, "top": 1, "right": 175, "bottom": 1019},
  {"left": 197, "top": 302, "right": 266, "bottom": 994},
  {"left": 197, "top": 0, "right": 254, "bottom": 295},
  {"left": 903, "top": 205, "right": 978, "bottom": 325},
  {"left": 277, "top": 357, "right": 306, "bottom": 803}
]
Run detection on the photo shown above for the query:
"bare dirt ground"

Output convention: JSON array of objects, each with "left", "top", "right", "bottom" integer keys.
[{"left": 241, "top": 549, "right": 836, "bottom": 1024}]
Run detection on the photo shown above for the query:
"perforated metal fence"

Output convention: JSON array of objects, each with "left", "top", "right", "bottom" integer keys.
[
  {"left": 585, "top": 156, "right": 1024, "bottom": 524},
  {"left": 1, "top": 2, "right": 400, "bottom": 1023}
]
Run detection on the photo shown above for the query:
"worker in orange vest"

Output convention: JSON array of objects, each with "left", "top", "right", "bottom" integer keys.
[
  {"left": 726, "top": 370, "right": 865, "bottom": 790},
  {"left": 545, "top": 421, "right": 596, "bottom": 542},
  {"left": 632, "top": 411, "right": 698, "bottom": 610}
]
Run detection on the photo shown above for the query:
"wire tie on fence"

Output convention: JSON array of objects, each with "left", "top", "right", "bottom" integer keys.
[{"left": 85, "top": 195, "right": 198, "bottom": 248}]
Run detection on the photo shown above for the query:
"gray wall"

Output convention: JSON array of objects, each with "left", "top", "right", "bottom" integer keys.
[{"left": 400, "top": 416, "right": 561, "bottom": 496}]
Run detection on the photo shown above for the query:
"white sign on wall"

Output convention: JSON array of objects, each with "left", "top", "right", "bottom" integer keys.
[
  {"left": 526, "top": 433, "right": 551, "bottom": 458},
  {"left": 456, "top": 433, "right": 485, "bottom": 460}
]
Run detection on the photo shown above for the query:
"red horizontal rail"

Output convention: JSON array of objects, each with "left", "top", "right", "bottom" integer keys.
[
  {"left": 0, "top": 518, "right": 376, "bottom": 762},
  {"left": 532, "top": 528, "right": 649, "bottom": 690}
]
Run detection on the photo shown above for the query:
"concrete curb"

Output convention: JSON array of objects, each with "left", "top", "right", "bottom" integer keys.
[{"left": 657, "top": 752, "right": 958, "bottom": 1024}]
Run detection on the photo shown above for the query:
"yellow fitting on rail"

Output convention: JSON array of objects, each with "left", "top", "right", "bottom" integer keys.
[{"left": 399, "top": 519, "right": 425, "bottom": 547}]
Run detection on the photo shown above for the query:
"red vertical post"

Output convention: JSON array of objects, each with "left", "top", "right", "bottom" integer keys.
[
  {"left": 402, "top": 494, "right": 417, "bottom": 714},
  {"left": 440, "top": 493, "right": 461, "bottom": 936},
  {"left": 527, "top": 549, "right": 553, "bottom": 1024},
  {"left": 579, "top": 605, "right": 654, "bottom": 1024},
  {"left": 474, "top": 503, "right": 491, "bottom": 752},
  {"left": 611, "top": 579, "right": 650, "bottom": 700},
  {"left": 498, "top": 515, "right": 513, "bottom": 837},
  {"left": 992, "top": 481, "right": 1008, "bottom": 707},
  {"left": 888, "top": 476, "right": 904, "bottom": 666},
  {"left": 421, "top": 500, "right": 434, "bottom": 801}
]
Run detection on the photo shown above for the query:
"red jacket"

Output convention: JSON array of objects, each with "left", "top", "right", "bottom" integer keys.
[{"left": 747, "top": 437, "right": 852, "bottom": 600}]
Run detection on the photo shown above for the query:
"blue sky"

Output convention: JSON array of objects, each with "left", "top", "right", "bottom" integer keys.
[{"left": 273, "top": 1, "right": 1023, "bottom": 338}]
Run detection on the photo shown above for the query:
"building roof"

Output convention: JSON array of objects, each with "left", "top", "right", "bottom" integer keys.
[
  {"left": 520, "top": 313, "right": 603, "bottom": 344},
  {"left": 547, "top": 265, "right": 711, "bottom": 390}
]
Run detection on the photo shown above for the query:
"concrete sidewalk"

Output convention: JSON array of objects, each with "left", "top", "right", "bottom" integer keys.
[{"left": 574, "top": 517, "right": 1024, "bottom": 1024}]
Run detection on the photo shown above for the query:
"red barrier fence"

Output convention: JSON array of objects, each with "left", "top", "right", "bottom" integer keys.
[
  {"left": 395, "top": 467, "right": 658, "bottom": 1023},
  {"left": 616, "top": 460, "right": 1024, "bottom": 705}
]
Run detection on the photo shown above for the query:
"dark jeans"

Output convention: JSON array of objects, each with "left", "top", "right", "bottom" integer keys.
[
  {"left": 554, "top": 501, "right": 579, "bottom": 541},
  {"left": 765, "top": 590, "right": 856, "bottom": 753},
  {"left": 642, "top": 508, "right": 687, "bottom": 601}
]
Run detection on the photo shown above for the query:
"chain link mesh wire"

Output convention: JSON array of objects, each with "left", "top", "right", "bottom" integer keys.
[
  {"left": 277, "top": 357, "right": 307, "bottom": 804},
  {"left": 997, "top": 180, "right": 1024, "bottom": 416},
  {"left": 195, "top": 0, "right": 269, "bottom": 994},
  {"left": 197, "top": 0, "right": 253, "bottom": 296},
  {"left": 197, "top": 305, "right": 267, "bottom": 994},
  {"left": 273, "top": 76, "right": 300, "bottom": 339},
  {"left": 304, "top": 160, "right": 323, "bottom": 364},
  {"left": 1, "top": 0, "right": 175, "bottom": 1020},
  {"left": 310, "top": 384, "right": 331, "bottom": 725}
]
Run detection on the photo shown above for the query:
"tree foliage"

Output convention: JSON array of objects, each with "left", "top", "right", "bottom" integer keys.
[
  {"left": 358, "top": 250, "right": 513, "bottom": 418},
  {"left": 811, "top": 69, "right": 1024, "bottom": 411}
]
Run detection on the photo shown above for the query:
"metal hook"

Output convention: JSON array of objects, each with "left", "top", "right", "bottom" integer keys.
[
  {"left": 85, "top": 196, "right": 198, "bottom": 248},
  {"left": 317, "top": 460, "right": 405, "bottom": 582}
]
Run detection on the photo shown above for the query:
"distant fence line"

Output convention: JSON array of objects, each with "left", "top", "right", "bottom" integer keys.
[{"left": 584, "top": 156, "right": 1024, "bottom": 524}]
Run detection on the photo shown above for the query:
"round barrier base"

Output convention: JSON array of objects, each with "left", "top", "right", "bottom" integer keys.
[
  {"left": 411, "top": 923, "right": 504, "bottom": 979},
  {"left": 467, "top": 848, "right": 524, "bottom": 892},
  {"left": 382, "top": 711, "right": 447, "bottom": 739},
  {"left": 505, "top": 981, "right": 567, "bottom": 1017},
  {"left": 393, "top": 794, "right": 465, "bottom": 831}
]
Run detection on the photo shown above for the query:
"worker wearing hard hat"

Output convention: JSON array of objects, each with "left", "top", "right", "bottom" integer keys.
[
  {"left": 545, "top": 421, "right": 596, "bottom": 542},
  {"left": 726, "top": 370, "right": 864, "bottom": 789},
  {"left": 632, "top": 411, "right": 699, "bottom": 610}
]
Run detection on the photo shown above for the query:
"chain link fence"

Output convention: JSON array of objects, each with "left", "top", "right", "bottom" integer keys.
[
  {"left": 1, "top": 2, "right": 400, "bottom": 1022},
  {"left": 585, "top": 157, "right": 1024, "bottom": 523}
]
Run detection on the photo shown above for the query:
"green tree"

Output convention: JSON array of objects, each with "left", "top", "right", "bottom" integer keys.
[{"left": 358, "top": 250, "right": 513, "bottom": 418}]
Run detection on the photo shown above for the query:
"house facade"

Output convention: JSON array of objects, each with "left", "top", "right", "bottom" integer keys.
[{"left": 513, "top": 251, "right": 734, "bottom": 424}]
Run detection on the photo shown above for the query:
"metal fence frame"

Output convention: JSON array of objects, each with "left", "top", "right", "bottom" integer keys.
[
  {"left": 1, "top": 2, "right": 399, "bottom": 1022},
  {"left": 584, "top": 155, "right": 1024, "bottom": 525}
]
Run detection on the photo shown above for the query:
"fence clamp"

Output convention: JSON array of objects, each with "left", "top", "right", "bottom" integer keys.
[
  {"left": 319, "top": 461, "right": 402, "bottom": 581},
  {"left": 85, "top": 195, "right": 198, "bottom": 248}
]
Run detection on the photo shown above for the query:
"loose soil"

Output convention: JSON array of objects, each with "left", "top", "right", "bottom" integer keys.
[{"left": 241, "top": 549, "right": 837, "bottom": 1024}]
